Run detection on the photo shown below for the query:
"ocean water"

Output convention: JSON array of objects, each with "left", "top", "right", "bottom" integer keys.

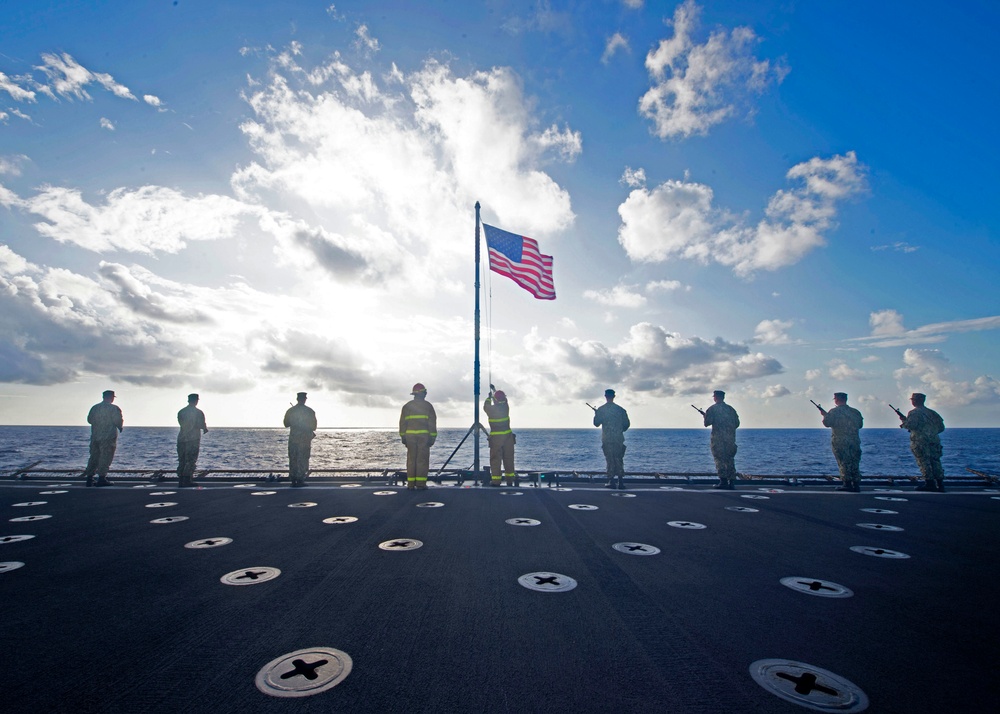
[{"left": 1, "top": 426, "right": 997, "bottom": 477}]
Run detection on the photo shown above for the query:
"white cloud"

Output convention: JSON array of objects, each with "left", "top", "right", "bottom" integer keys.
[
  {"left": 871, "top": 241, "right": 918, "bottom": 253},
  {"left": 805, "top": 369, "right": 822, "bottom": 380},
  {"left": 143, "top": 94, "right": 163, "bottom": 108},
  {"left": 646, "top": 279, "right": 688, "bottom": 293},
  {"left": 894, "top": 348, "right": 1000, "bottom": 408},
  {"left": 36, "top": 52, "right": 137, "bottom": 101},
  {"left": 639, "top": 0, "right": 788, "bottom": 139},
  {"left": 758, "top": 384, "right": 790, "bottom": 399},
  {"left": 618, "top": 152, "right": 865, "bottom": 275},
  {"left": 326, "top": 5, "right": 345, "bottom": 21},
  {"left": 828, "top": 359, "right": 868, "bottom": 381},
  {"left": 856, "top": 310, "right": 1000, "bottom": 348},
  {"left": 869, "top": 308, "right": 905, "bottom": 336},
  {"left": 620, "top": 167, "right": 646, "bottom": 188},
  {"left": 100, "top": 117, "right": 115, "bottom": 131},
  {"left": 584, "top": 285, "right": 647, "bottom": 308},
  {"left": 0, "top": 71, "right": 37, "bottom": 102},
  {"left": 753, "top": 318, "right": 794, "bottom": 345},
  {"left": 354, "top": 24, "right": 381, "bottom": 54},
  {"left": 0, "top": 155, "right": 28, "bottom": 176},
  {"left": 602, "top": 33, "right": 631, "bottom": 64},
  {"left": 623, "top": 0, "right": 644, "bottom": 8}
]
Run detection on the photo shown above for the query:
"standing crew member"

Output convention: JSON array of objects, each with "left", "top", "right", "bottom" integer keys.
[
  {"left": 702, "top": 390, "right": 740, "bottom": 490},
  {"left": 898, "top": 392, "right": 946, "bottom": 491},
  {"left": 593, "top": 388, "right": 630, "bottom": 490},
  {"left": 83, "top": 390, "right": 124, "bottom": 487},
  {"left": 484, "top": 388, "right": 516, "bottom": 487},
  {"left": 817, "top": 392, "right": 864, "bottom": 492},
  {"left": 283, "top": 392, "right": 317, "bottom": 487},
  {"left": 176, "top": 393, "right": 208, "bottom": 488},
  {"left": 399, "top": 383, "right": 437, "bottom": 490}
]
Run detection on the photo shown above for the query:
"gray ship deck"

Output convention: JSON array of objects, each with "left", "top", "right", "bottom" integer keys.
[{"left": 2, "top": 477, "right": 997, "bottom": 713}]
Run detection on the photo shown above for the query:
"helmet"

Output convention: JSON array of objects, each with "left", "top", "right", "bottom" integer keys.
[
  {"left": 493, "top": 390, "right": 506, "bottom": 402},
  {"left": 411, "top": 383, "right": 427, "bottom": 394}
]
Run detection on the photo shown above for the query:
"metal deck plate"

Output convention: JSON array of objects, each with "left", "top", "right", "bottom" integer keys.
[
  {"left": 1, "top": 535, "right": 35, "bottom": 544},
  {"left": 185, "top": 538, "right": 233, "bottom": 549},
  {"left": 416, "top": 502, "right": 444, "bottom": 508},
  {"left": 610, "top": 492, "right": 636, "bottom": 497},
  {"left": 780, "top": 577, "right": 854, "bottom": 598},
  {"left": 11, "top": 502, "right": 46, "bottom": 507},
  {"left": 250, "top": 491, "right": 276, "bottom": 496},
  {"left": 145, "top": 502, "right": 177, "bottom": 508},
  {"left": 373, "top": 491, "right": 397, "bottom": 496},
  {"left": 506, "top": 518, "right": 541, "bottom": 526},
  {"left": 725, "top": 506, "right": 759, "bottom": 513},
  {"left": 613, "top": 542, "right": 660, "bottom": 555},
  {"left": 255, "top": 647, "right": 352, "bottom": 698},
  {"left": 9, "top": 515, "right": 52, "bottom": 522},
  {"left": 667, "top": 521, "right": 706, "bottom": 529},
  {"left": 322, "top": 516, "right": 358, "bottom": 524},
  {"left": 221, "top": 567, "right": 281, "bottom": 585},
  {"left": 288, "top": 502, "right": 317, "bottom": 508},
  {"left": 860, "top": 508, "right": 897, "bottom": 514},
  {"left": 38, "top": 490, "right": 67, "bottom": 495},
  {"left": 850, "top": 546, "right": 909, "bottom": 559},
  {"left": 874, "top": 496, "right": 907, "bottom": 502},
  {"left": 149, "top": 491, "right": 175, "bottom": 496},
  {"left": 499, "top": 491, "right": 524, "bottom": 496},
  {"left": 741, "top": 495, "right": 769, "bottom": 500},
  {"left": 150, "top": 516, "right": 189, "bottom": 524},
  {"left": 518, "top": 572, "right": 577, "bottom": 592},
  {"left": 568, "top": 504, "right": 598, "bottom": 510},
  {"left": 750, "top": 659, "right": 868, "bottom": 712},
  {"left": 856, "top": 523, "right": 904, "bottom": 532},
  {"left": 378, "top": 539, "right": 422, "bottom": 551},
  {"left": 1, "top": 561, "right": 26, "bottom": 573}
]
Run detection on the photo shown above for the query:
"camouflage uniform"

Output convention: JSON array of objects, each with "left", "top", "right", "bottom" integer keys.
[
  {"left": 704, "top": 401, "right": 739, "bottom": 484},
  {"left": 284, "top": 400, "right": 317, "bottom": 486},
  {"left": 901, "top": 405, "right": 945, "bottom": 486},
  {"left": 484, "top": 395, "right": 515, "bottom": 486},
  {"left": 84, "top": 400, "right": 123, "bottom": 485},
  {"left": 822, "top": 404, "right": 864, "bottom": 487},
  {"left": 176, "top": 402, "right": 208, "bottom": 487},
  {"left": 594, "top": 401, "right": 630, "bottom": 488}
]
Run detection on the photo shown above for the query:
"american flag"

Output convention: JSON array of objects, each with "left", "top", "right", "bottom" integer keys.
[{"left": 482, "top": 223, "right": 556, "bottom": 300}]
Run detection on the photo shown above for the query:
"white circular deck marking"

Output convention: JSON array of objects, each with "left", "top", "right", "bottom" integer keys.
[
  {"left": 667, "top": 521, "right": 706, "bottom": 529},
  {"left": 659, "top": 486, "right": 685, "bottom": 491},
  {"left": 221, "top": 567, "right": 281, "bottom": 585},
  {"left": 288, "top": 502, "right": 317, "bottom": 508},
  {"left": 38, "top": 490, "right": 67, "bottom": 495},
  {"left": 255, "top": 647, "right": 353, "bottom": 698},
  {"left": 613, "top": 542, "right": 660, "bottom": 556},
  {"left": 856, "top": 523, "right": 903, "bottom": 532},
  {"left": 740, "top": 495, "right": 769, "bottom": 500},
  {"left": 416, "top": 502, "right": 445, "bottom": 508},
  {"left": 1, "top": 561, "right": 26, "bottom": 573},
  {"left": 550, "top": 487, "right": 573, "bottom": 492},
  {"left": 750, "top": 659, "right": 868, "bottom": 712},
  {"left": 250, "top": 491, "right": 276, "bottom": 496},
  {"left": 780, "top": 577, "right": 854, "bottom": 598},
  {"left": 850, "top": 546, "right": 910, "bottom": 559},
  {"left": 233, "top": 484, "right": 257, "bottom": 488},
  {"left": 860, "top": 508, "right": 898, "bottom": 515},
  {"left": 373, "top": 491, "right": 397, "bottom": 496},
  {"left": 322, "top": 516, "right": 358, "bottom": 524},
  {"left": 185, "top": 537, "right": 233, "bottom": 549},
  {"left": 133, "top": 485, "right": 158, "bottom": 489},
  {"left": 568, "top": 504, "right": 598, "bottom": 510},
  {"left": 506, "top": 518, "right": 541, "bottom": 526},
  {"left": 873, "top": 488, "right": 904, "bottom": 493},
  {"left": 340, "top": 483, "right": 362, "bottom": 488},
  {"left": 518, "top": 572, "right": 577, "bottom": 592},
  {"left": 145, "top": 502, "right": 178, "bottom": 508},
  {"left": 11, "top": 502, "right": 46, "bottom": 507},
  {"left": 378, "top": 539, "right": 422, "bottom": 551},
  {"left": 874, "top": 496, "right": 907, "bottom": 502},
  {"left": 149, "top": 491, "right": 176, "bottom": 496},
  {"left": 726, "top": 506, "right": 759, "bottom": 513},
  {"left": 759, "top": 488, "right": 785, "bottom": 493},
  {"left": 9, "top": 515, "right": 52, "bottom": 522},
  {"left": 1, "top": 535, "right": 35, "bottom": 544},
  {"left": 49, "top": 484, "right": 74, "bottom": 487},
  {"left": 150, "top": 516, "right": 189, "bottom": 524},
  {"left": 610, "top": 492, "right": 636, "bottom": 498},
  {"left": 499, "top": 491, "right": 524, "bottom": 496}
]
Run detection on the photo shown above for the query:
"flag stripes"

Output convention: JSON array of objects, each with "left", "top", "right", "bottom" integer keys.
[{"left": 483, "top": 223, "right": 556, "bottom": 300}]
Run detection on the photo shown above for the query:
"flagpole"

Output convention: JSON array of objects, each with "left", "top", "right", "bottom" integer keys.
[{"left": 474, "top": 201, "right": 481, "bottom": 482}]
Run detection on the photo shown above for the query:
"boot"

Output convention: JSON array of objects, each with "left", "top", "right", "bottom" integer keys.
[
  {"left": 915, "top": 480, "right": 936, "bottom": 492},
  {"left": 712, "top": 479, "right": 727, "bottom": 489},
  {"left": 935, "top": 479, "right": 945, "bottom": 492},
  {"left": 95, "top": 477, "right": 112, "bottom": 487},
  {"left": 617, "top": 476, "right": 626, "bottom": 490},
  {"left": 505, "top": 477, "right": 515, "bottom": 487},
  {"left": 85, "top": 474, "right": 94, "bottom": 487},
  {"left": 604, "top": 479, "right": 616, "bottom": 489}
]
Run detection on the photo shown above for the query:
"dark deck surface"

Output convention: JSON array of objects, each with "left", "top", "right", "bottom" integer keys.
[{"left": 2, "top": 480, "right": 998, "bottom": 713}]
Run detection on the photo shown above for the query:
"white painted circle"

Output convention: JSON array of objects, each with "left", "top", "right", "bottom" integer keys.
[
  {"left": 499, "top": 491, "right": 524, "bottom": 496},
  {"left": 1, "top": 561, "right": 26, "bottom": 573},
  {"left": 288, "top": 502, "right": 318, "bottom": 508},
  {"left": 185, "top": 538, "right": 233, "bottom": 549},
  {"left": 149, "top": 491, "right": 176, "bottom": 496},
  {"left": 221, "top": 567, "right": 281, "bottom": 585},
  {"left": 873, "top": 488, "right": 904, "bottom": 493},
  {"left": 39, "top": 490, "right": 68, "bottom": 495},
  {"left": 659, "top": 486, "right": 685, "bottom": 491},
  {"left": 133, "top": 485, "right": 158, "bottom": 489},
  {"left": 850, "top": 546, "right": 910, "bottom": 559},
  {"left": 505, "top": 518, "right": 541, "bottom": 526},
  {"left": 255, "top": 647, "right": 352, "bottom": 698},
  {"left": 11, "top": 502, "right": 46, "bottom": 507},
  {"left": 568, "top": 504, "right": 598, "bottom": 510},
  {"left": 550, "top": 487, "right": 573, "bottom": 492},
  {"left": 150, "top": 516, "right": 189, "bottom": 524},
  {"left": 49, "top": 484, "right": 74, "bottom": 487},
  {"left": 0, "top": 535, "right": 35, "bottom": 544},
  {"left": 518, "top": 572, "right": 577, "bottom": 592},
  {"left": 145, "top": 502, "right": 178, "bottom": 508},
  {"left": 9, "top": 515, "right": 52, "bottom": 522},
  {"left": 667, "top": 521, "right": 706, "bottom": 529},
  {"left": 250, "top": 491, "right": 276, "bottom": 496},
  {"left": 610, "top": 492, "right": 637, "bottom": 498},
  {"left": 233, "top": 484, "right": 257, "bottom": 488},
  {"left": 741, "top": 495, "right": 769, "bottom": 500},
  {"left": 780, "top": 577, "right": 854, "bottom": 598},
  {"left": 340, "top": 483, "right": 362, "bottom": 488},
  {"left": 416, "top": 502, "right": 445, "bottom": 508},
  {"left": 725, "top": 506, "right": 759, "bottom": 513},
  {"left": 874, "top": 496, "right": 907, "bottom": 502},
  {"left": 856, "top": 523, "right": 904, "bottom": 532},
  {"left": 322, "top": 516, "right": 358, "bottom": 524},
  {"left": 759, "top": 488, "right": 785, "bottom": 493},
  {"left": 378, "top": 539, "right": 422, "bottom": 551},
  {"left": 612, "top": 542, "right": 660, "bottom": 556},
  {"left": 373, "top": 491, "right": 397, "bottom": 496},
  {"left": 860, "top": 508, "right": 898, "bottom": 514},
  {"left": 750, "top": 659, "right": 868, "bottom": 712}
]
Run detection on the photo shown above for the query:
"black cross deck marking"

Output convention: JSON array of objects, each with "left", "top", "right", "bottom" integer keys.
[
  {"left": 237, "top": 570, "right": 268, "bottom": 580},
  {"left": 280, "top": 657, "right": 329, "bottom": 681},
  {"left": 797, "top": 580, "right": 836, "bottom": 592},
  {"left": 534, "top": 576, "right": 560, "bottom": 586},
  {"left": 775, "top": 671, "right": 838, "bottom": 697}
]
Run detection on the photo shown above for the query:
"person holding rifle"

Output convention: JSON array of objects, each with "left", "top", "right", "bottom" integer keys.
[
  {"left": 895, "top": 393, "right": 946, "bottom": 491},
  {"left": 700, "top": 390, "right": 740, "bottom": 490},
  {"left": 592, "top": 389, "right": 630, "bottom": 489},
  {"left": 814, "top": 393, "right": 864, "bottom": 492}
]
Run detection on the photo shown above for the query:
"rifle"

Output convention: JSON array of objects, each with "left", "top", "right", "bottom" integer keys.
[
  {"left": 586, "top": 402, "right": 597, "bottom": 412},
  {"left": 889, "top": 404, "right": 906, "bottom": 421},
  {"left": 810, "top": 399, "right": 827, "bottom": 416},
  {"left": 690, "top": 404, "right": 705, "bottom": 416}
]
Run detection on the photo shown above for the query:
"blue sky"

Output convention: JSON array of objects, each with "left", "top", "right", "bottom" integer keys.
[{"left": 1, "top": 0, "right": 998, "bottom": 429}]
